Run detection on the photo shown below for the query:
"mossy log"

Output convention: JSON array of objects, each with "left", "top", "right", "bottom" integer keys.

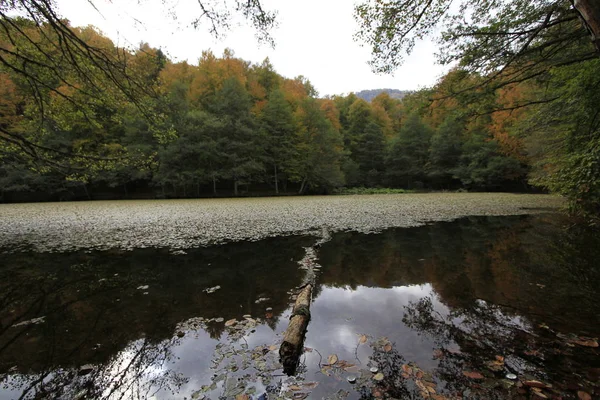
[{"left": 279, "top": 284, "right": 312, "bottom": 375}]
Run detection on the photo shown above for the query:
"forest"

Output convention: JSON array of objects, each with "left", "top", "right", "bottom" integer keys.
[{"left": 0, "top": 0, "right": 599, "bottom": 218}]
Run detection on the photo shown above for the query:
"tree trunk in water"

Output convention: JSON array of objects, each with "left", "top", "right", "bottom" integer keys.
[
  {"left": 279, "top": 284, "right": 312, "bottom": 375},
  {"left": 574, "top": 0, "right": 600, "bottom": 53},
  {"left": 274, "top": 164, "right": 279, "bottom": 195},
  {"left": 234, "top": 180, "right": 239, "bottom": 196}
]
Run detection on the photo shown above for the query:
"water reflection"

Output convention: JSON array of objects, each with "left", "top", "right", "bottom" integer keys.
[{"left": 1, "top": 214, "right": 599, "bottom": 399}]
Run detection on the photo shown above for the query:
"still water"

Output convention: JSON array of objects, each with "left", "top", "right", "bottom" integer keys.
[{"left": 1, "top": 214, "right": 598, "bottom": 399}]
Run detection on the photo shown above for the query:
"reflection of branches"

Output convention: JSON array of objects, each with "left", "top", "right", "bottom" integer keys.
[
  {"left": 11, "top": 337, "right": 186, "bottom": 400},
  {"left": 401, "top": 295, "right": 600, "bottom": 399},
  {"left": 355, "top": 344, "right": 411, "bottom": 400}
]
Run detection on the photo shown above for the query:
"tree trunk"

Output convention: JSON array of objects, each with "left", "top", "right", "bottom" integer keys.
[
  {"left": 234, "top": 180, "right": 239, "bottom": 196},
  {"left": 83, "top": 183, "right": 91, "bottom": 200},
  {"left": 274, "top": 164, "right": 279, "bottom": 194},
  {"left": 299, "top": 177, "right": 307, "bottom": 195},
  {"left": 212, "top": 174, "right": 217, "bottom": 195},
  {"left": 197, "top": 181, "right": 200, "bottom": 197},
  {"left": 279, "top": 284, "right": 312, "bottom": 375},
  {"left": 574, "top": 0, "right": 600, "bottom": 53}
]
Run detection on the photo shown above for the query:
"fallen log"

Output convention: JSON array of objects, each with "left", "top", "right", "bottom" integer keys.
[{"left": 279, "top": 284, "right": 312, "bottom": 375}]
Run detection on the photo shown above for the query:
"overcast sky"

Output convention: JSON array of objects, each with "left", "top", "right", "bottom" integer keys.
[{"left": 57, "top": 0, "right": 450, "bottom": 96}]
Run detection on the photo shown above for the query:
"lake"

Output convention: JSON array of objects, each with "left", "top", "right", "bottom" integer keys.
[{"left": 1, "top": 194, "right": 598, "bottom": 399}]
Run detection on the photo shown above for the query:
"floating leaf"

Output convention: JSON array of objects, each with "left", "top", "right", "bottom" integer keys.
[
  {"left": 327, "top": 354, "right": 338, "bottom": 365},
  {"left": 225, "top": 319, "right": 237, "bottom": 327},
  {"left": 235, "top": 395, "right": 249, "bottom": 400},
  {"left": 358, "top": 334, "right": 368, "bottom": 344},
  {"left": 268, "top": 344, "right": 279, "bottom": 351},
  {"left": 577, "top": 391, "right": 592, "bottom": 400},
  {"left": 344, "top": 365, "right": 360, "bottom": 374},
  {"left": 383, "top": 343, "right": 392, "bottom": 352},
  {"left": 289, "top": 385, "right": 302, "bottom": 391},
  {"left": 303, "top": 382, "right": 319, "bottom": 390},
  {"left": 304, "top": 347, "right": 313, "bottom": 352},
  {"left": 373, "top": 372, "right": 384, "bottom": 381},
  {"left": 463, "top": 371, "right": 484, "bottom": 379},
  {"left": 523, "top": 380, "right": 550, "bottom": 388},
  {"left": 573, "top": 338, "right": 598, "bottom": 347},
  {"left": 485, "top": 359, "right": 504, "bottom": 371}
]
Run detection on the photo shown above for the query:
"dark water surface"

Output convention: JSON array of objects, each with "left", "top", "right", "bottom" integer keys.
[{"left": 1, "top": 215, "right": 598, "bottom": 399}]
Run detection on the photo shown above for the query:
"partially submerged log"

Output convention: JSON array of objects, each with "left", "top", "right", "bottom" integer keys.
[{"left": 279, "top": 284, "right": 312, "bottom": 375}]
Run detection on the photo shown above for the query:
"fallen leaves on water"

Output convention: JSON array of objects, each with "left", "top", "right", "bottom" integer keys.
[
  {"left": 268, "top": 344, "right": 278, "bottom": 351},
  {"left": 383, "top": 343, "right": 393, "bottom": 352},
  {"left": 303, "top": 382, "right": 319, "bottom": 390},
  {"left": 289, "top": 385, "right": 302, "bottom": 391},
  {"left": 327, "top": 354, "right": 338, "bottom": 365},
  {"left": 522, "top": 380, "right": 551, "bottom": 389},
  {"left": 235, "top": 395, "right": 249, "bottom": 400},
  {"left": 358, "top": 334, "right": 368, "bottom": 344},
  {"left": 463, "top": 371, "right": 484, "bottom": 380},
  {"left": 224, "top": 319, "right": 237, "bottom": 327}
]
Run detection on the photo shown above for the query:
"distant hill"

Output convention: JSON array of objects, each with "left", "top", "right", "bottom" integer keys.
[{"left": 355, "top": 89, "right": 412, "bottom": 102}]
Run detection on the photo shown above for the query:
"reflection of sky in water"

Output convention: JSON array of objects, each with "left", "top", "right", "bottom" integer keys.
[{"left": 0, "top": 284, "right": 447, "bottom": 400}]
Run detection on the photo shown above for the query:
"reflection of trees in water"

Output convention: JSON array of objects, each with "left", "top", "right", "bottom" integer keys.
[
  {"left": 402, "top": 295, "right": 599, "bottom": 398},
  {"left": 0, "top": 235, "right": 311, "bottom": 398},
  {"left": 4, "top": 337, "right": 186, "bottom": 400},
  {"left": 357, "top": 346, "right": 410, "bottom": 399},
  {"left": 318, "top": 214, "right": 600, "bottom": 332}
]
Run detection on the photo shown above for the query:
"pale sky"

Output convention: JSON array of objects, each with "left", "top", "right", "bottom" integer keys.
[{"left": 56, "top": 0, "right": 450, "bottom": 96}]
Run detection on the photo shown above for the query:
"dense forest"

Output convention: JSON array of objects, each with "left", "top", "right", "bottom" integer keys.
[{"left": 0, "top": 1, "right": 599, "bottom": 218}]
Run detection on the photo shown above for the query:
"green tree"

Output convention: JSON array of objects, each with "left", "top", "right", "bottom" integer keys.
[
  {"left": 428, "top": 115, "right": 463, "bottom": 187},
  {"left": 356, "top": 121, "right": 386, "bottom": 186},
  {"left": 261, "top": 89, "right": 297, "bottom": 194},
  {"left": 386, "top": 113, "right": 432, "bottom": 188},
  {"left": 212, "top": 77, "right": 265, "bottom": 196},
  {"left": 288, "top": 99, "right": 345, "bottom": 193},
  {"left": 523, "top": 59, "right": 600, "bottom": 216}
]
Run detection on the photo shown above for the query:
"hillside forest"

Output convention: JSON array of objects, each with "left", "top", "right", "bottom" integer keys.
[{"left": 0, "top": 17, "right": 598, "bottom": 216}]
